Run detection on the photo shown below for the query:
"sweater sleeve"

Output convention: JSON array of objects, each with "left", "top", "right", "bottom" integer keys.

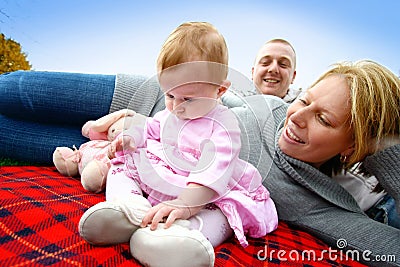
[
  {"left": 229, "top": 95, "right": 288, "bottom": 180},
  {"left": 221, "top": 91, "right": 247, "bottom": 108},
  {"left": 293, "top": 205, "right": 400, "bottom": 267},
  {"left": 110, "top": 74, "right": 165, "bottom": 116},
  {"left": 363, "top": 144, "right": 400, "bottom": 213}
]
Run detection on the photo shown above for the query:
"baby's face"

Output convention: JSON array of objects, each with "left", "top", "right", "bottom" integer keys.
[
  {"left": 164, "top": 82, "right": 220, "bottom": 120},
  {"left": 159, "top": 62, "right": 228, "bottom": 120}
]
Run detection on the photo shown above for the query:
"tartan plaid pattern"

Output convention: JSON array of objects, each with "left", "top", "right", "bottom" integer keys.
[{"left": 0, "top": 166, "right": 366, "bottom": 267}]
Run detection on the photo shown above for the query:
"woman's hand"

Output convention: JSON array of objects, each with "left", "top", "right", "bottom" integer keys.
[{"left": 140, "top": 199, "right": 192, "bottom": 230}]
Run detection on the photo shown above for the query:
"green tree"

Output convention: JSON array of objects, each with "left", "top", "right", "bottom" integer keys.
[{"left": 0, "top": 33, "right": 31, "bottom": 74}]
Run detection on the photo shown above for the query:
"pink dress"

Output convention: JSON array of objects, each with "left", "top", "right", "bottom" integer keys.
[
  {"left": 119, "top": 105, "right": 277, "bottom": 247},
  {"left": 78, "top": 140, "right": 111, "bottom": 173}
]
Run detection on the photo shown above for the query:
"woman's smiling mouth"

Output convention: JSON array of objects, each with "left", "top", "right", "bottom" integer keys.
[{"left": 286, "top": 126, "right": 305, "bottom": 144}]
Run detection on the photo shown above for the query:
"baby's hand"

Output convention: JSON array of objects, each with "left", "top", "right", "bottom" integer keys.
[
  {"left": 140, "top": 199, "right": 192, "bottom": 230},
  {"left": 108, "top": 135, "right": 136, "bottom": 158}
]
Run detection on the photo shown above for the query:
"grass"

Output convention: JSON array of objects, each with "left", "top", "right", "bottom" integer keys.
[{"left": 0, "top": 157, "right": 33, "bottom": 166}]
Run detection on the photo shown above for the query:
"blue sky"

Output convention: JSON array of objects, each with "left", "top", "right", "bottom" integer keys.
[{"left": 1, "top": 0, "right": 399, "bottom": 89}]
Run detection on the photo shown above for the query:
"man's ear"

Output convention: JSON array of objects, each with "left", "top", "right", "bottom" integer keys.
[
  {"left": 217, "top": 80, "right": 231, "bottom": 97},
  {"left": 291, "top": 70, "right": 297, "bottom": 84}
]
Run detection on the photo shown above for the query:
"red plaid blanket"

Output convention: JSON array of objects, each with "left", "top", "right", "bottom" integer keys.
[{"left": 0, "top": 166, "right": 367, "bottom": 267}]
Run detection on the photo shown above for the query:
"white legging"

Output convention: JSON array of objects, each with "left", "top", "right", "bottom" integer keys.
[{"left": 106, "top": 163, "right": 233, "bottom": 247}]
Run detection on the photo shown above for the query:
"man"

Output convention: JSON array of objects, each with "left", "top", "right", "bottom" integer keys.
[
  {"left": 251, "top": 39, "right": 299, "bottom": 102},
  {"left": 224, "top": 38, "right": 300, "bottom": 105}
]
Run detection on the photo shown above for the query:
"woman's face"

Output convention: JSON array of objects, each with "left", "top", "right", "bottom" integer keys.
[{"left": 278, "top": 75, "right": 355, "bottom": 168}]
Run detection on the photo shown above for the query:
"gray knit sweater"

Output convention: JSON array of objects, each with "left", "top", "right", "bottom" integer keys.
[{"left": 113, "top": 74, "right": 400, "bottom": 267}]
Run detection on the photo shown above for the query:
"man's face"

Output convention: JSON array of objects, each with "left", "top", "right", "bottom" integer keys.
[{"left": 251, "top": 42, "right": 296, "bottom": 98}]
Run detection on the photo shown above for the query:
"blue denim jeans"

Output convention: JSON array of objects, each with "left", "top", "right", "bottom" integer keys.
[
  {"left": 0, "top": 71, "right": 116, "bottom": 164},
  {"left": 366, "top": 195, "right": 400, "bottom": 229}
]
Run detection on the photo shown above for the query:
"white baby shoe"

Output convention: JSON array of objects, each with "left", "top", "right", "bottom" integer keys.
[
  {"left": 78, "top": 194, "right": 151, "bottom": 245},
  {"left": 130, "top": 220, "right": 214, "bottom": 267}
]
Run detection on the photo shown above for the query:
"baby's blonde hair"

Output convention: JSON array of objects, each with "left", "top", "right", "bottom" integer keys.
[
  {"left": 312, "top": 60, "right": 400, "bottom": 168},
  {"left": 157, "top": 22, "right": 228, "bottom": 79}
]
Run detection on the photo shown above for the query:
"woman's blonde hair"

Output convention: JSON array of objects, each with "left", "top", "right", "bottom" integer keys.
[
  {"left": 156, "top": 22, "right": 228, "bottom": 79},
  {"left": 312, "top": 60, "right": 400, "bottom": 170}
]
